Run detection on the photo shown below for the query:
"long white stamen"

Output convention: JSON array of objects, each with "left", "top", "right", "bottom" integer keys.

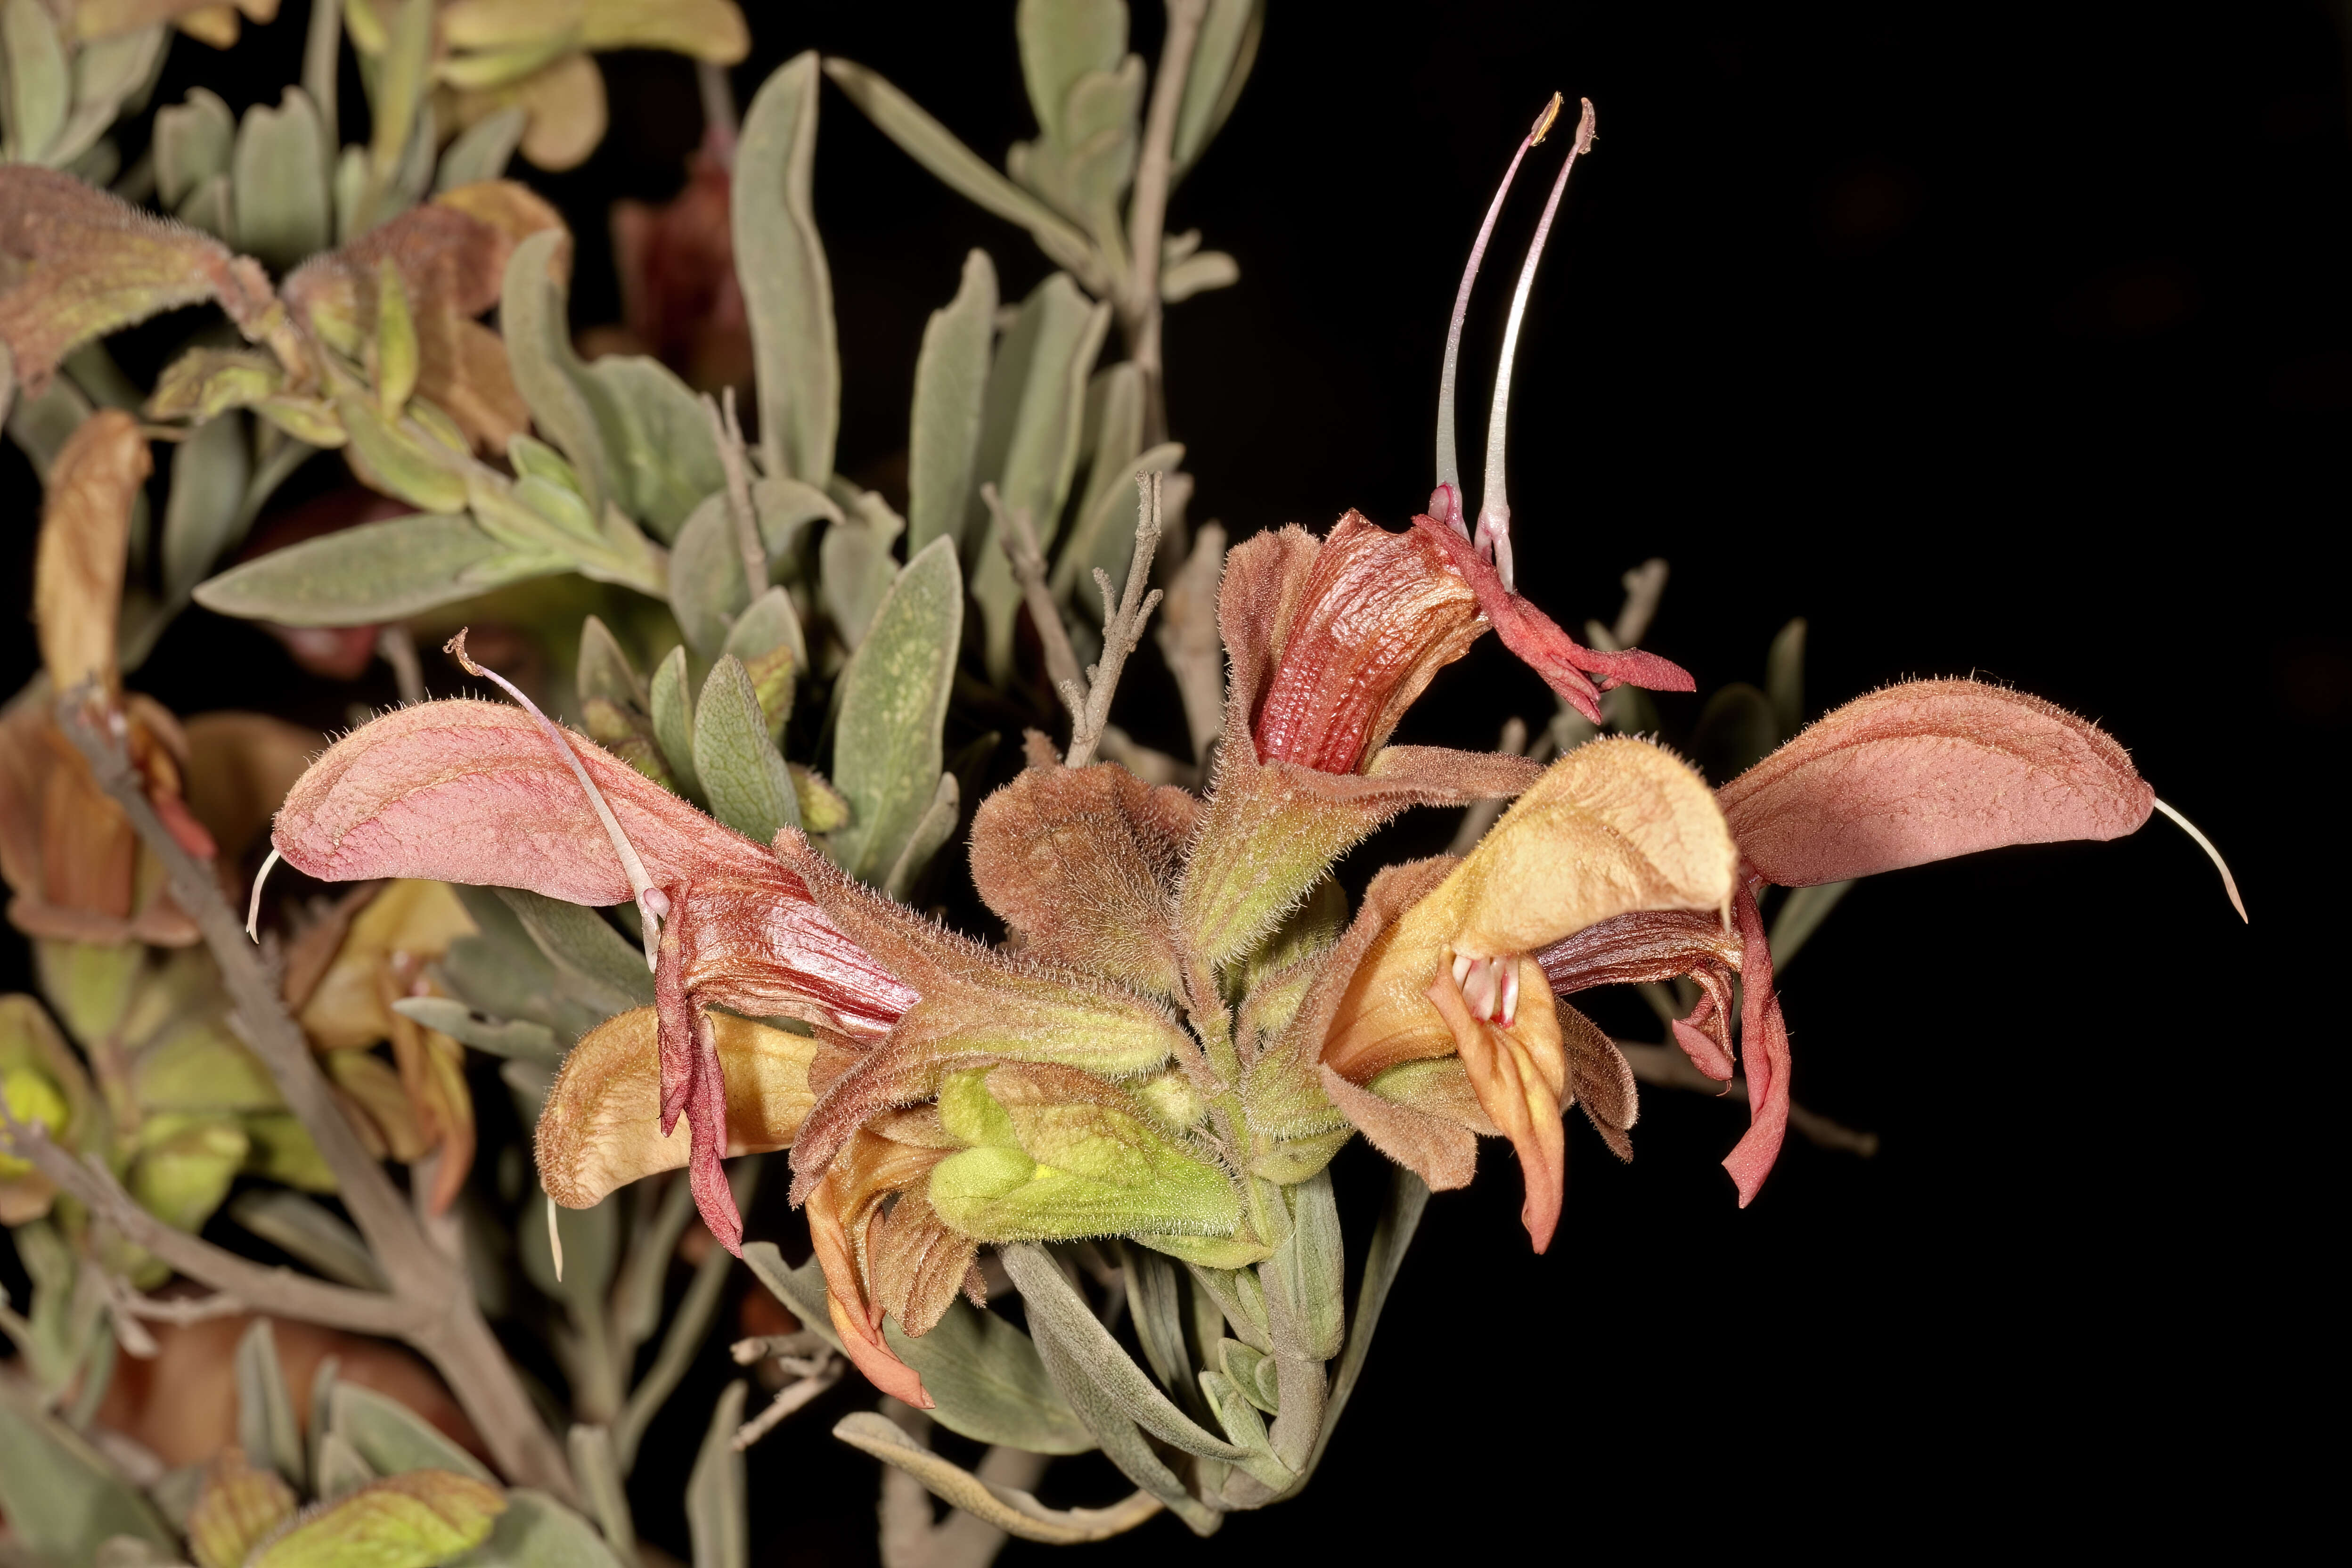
[
  {"left": 2152, "top": 797, "right": 2248, "bottom": 923},
  {"left": 1437, "top": 94, "right": 1562, "bottom": 531},
  {"left": 546, "top": 1189, "right": 565, "bottom": 1283},
  {"left": 1499, "top": 962, "right": 1520, "bottom": 1027},
  {"left": 1477, "top": 97, "right": 1597, "bottom": 593},
  {"left": 245, "top": 846, "right": 282, "bottom": 942},
  {"left": 446, "top": 629, "right": 666, "bottom": 970}
]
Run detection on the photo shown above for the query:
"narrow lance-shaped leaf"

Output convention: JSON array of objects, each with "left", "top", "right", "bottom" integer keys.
[
  {"left": 160, "top": 411, "right": 252, "bottom": 605},
  {"left": 882, "top": 1298, "right": 1097, "bottom": 1455},
  {"left": 686, "top": 1381, "right": 749, "bottom": 1568},
  {"left": 193, "top": 512, "right": 567, "bottom": 627},
  {"left": 1, "top": 0, "right": 68, "bottom": 164},
  {"left": 501, "top": 228, "right": 612, "bottom": 512},
  {"left": 1015, "top": 0, "right": 1127, "bottom": 144},
  {"left": 829, "top": 537, "right": 961, "bottom": 884},
  {"left": 1172, "top": 0, "right": 1264, "bottom": 172},
  {"left": 694, "top": 654, "right": 801, "bottom": 844},
  {"left": 734, "top": 52, "right": 837, "bottom": 486},
  {"left": 906, "top": 248, "right": 997, "bottom": 557}
]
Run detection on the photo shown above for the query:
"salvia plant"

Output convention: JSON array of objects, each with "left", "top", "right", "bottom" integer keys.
[{"left": 0, "top": 3, "right": 2246, "bottom": 1565}]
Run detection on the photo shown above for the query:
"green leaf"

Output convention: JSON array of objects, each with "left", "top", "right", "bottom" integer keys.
[
  {"left": 160, "top": 411, "right": 251, "bottom": 606},
  {"left": 883, "top": 1300, "right": 1095, "bottom": 1454},
  {"left": 1217, "top": 1338, "right": 1278, "bottom": 1413},
  {"left": 1766, "top": 615, "right": 1808, "bottom": 741},
  {"left": 575, "top": 612, "right": 645, "bottom": 708},
  {"left": 818, "top": 486, "right": 904, "bottom": 651},
  {"left": 232, "top": 89, "right": 330, "bottom": 271},
  {"left": 753, "top": 472, "right": 839, "bottom": 565},
  {"left": 1, "top": 0, "right": 68, "bottom": 165},
  {"left": 336, "top": 392, "right": 469, "bottom": 512},
  {"left": 127, "top": 1119, "right": 248, "bottom": 1232},
  {"left": 1260, "top": 1168, "right": 1344, "bottom": 1362},
  {"left": 0, "top": 1380, "right": 176, "bottom": 1567},
  {"left": 1172, "top": 0, "right": 1263, "bottom": 172},
  {"left": 906, "top": 249, "right": 997, "bottom": 558},
  {"left": 192, "top": 512, "right": 565, "bottom": 626},
  {"left": 830, "top": 1412, "right": 1160, "bottom": 1546},
  {"left": 1015, "top": 0, "right": 1127, "bottom": 145},
  {"left": 390, "top": 996, "right": 564, "bottom": 1066},
  {"left": 51, "top": 24, "right": 165, "bottom": 172},
  {"left": 234, "top": 1318, "right": 306, "bottom": 1491},
  {"left": 693, "top": 654, "right": 799, "bottom": 844},
  {"left": 734, "top": 53, "right": 837, "bottom": 487},
  {"left": 720, "top": 587, "right": 801, "bottom": 740},
  {"left": 313, "top": 1431, "right": 375, "bottom": 1505},
  {"left": 1024, "top": 1303, "right": 1223, "bottom": 1537},
  {"left": 435, "top": 106, "right": 529, "bottom": 191},
  {"left": 329, "top": 1385, "right": 496, "bottom": 1483},
  {"left": 1000, "top": 1244, "right": 1248, "bottom": 1464},
  {"left": 581, "top": 356, "right": 726, "bottom": 541},
  {"left": 561, "top": 1428, "right": 636, "bottom": 1563},
  {"left": 739, "top": 1244, "right": 841, "bottom": 1352},
  {"left": 180, "top": 170, "right": 233, "bottom": 240},
  {"left": 666, "top": 492, "right": 748, "bottom": 661},
  {"left": 374, "top": 262, "right": 420, "bottom": 417},
  {"left": 882, "top": 772, "right": 957, "bottom": 901},
  {"left": 1300, "top": 1166, "right": 1428, "bottom": 1482},
  {"left": 966, "top": 273, "right": 1110, "bottom": 679},
  {"left": 1013, "top": 57, "right": 1143, "bottom": 232},
  {"left": 1160, "top": 248, "right": 1238, "bottom": 301},
  {"left": 829, "top": 535, "right": 960, "bottom": 884},
  {"left": 247, "top": 1470, "right": 505, "bottom": 1568},
  {"left": 491, "top": 889, "right": 654, "bottom": 1011},
  {"left": 227, "top": 1190, "right": 389, "bottom": 1291},
  {"left": 450, "top": 1488, "right": 627, "bottom": 1568},
  {"left": 649, "top": 645, "right": 702, "bottom": 801},
  {"left": 502, "top": 229, "right": 614, "bottom": 514},
  {"left": 1195, "top": 1370, "right": 1291, "bottom": 1489},
  {"left": 153, "top": 88, "right": 233, "bottom": 209},
  {"left": 1121, "top": 1243, "right": 1195, "bottom": 1399},
  {"left": 368, "top": 0, "right": 436, "bottom": 194},
  {"left": 685, "top": 1382, "right": 748, "bottom": 1568},
  {"left": 819, "top": 58, "right": 1096, "bottom": 277}
]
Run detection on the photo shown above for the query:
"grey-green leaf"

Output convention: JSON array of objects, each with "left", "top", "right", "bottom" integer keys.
[
  {"left": 1172, "top": 0, "right": 1263, "bottom": 172},
  {"left": 693, "top": 655, "right": 799, "bottom": 843},
  {"left": 491, "top": 889, "right": 653, "bottom": 1010},
  {"left": 1767, "top": 879, "right": 1853, "bottom": 975},
  {"left": 435, "top": 106, "right": 528, "bottom": 192},
  {"left": 1260, "top": 1168, "right": 1344, "bottom": 1363},
  {"left": 883, "top": 1300, "right": 1095, "bottom": 1455},
  {"left": 153, "top": 88, "right": 233, "bottom": 209},
  {"left": 179, "top": 170, "right": 232, "bottom": 241},
  {"left": 563, "top": 1427, "right": 636, "bottom": 1562},
  {"left": 818, "top": 486, "right": 904, "bottom": 651},
  {"left": 328, "top": 1383, "right": 494, "bottom": 1483},
  {"left": 523, "top": 1190, "right": 619, "bottom": 1315},
  {"left": 829, "top": 536, "right": 960, "bottom": 884},
  {"left": 1195, "top": 1371, "right": 1290, "bottom": 1490},
  {"left": 1122, "top": 1244, "right": 1195, "bottom": 1399},
  {"left": 1026, "top": 1302, "right": 1222, "bottom": 1537},
  {"left": 232, "top": 88, "right": 330, "bottom": 271},
  {"left": 450, "top": 1489, "right": 626, "bottom": 1568},
  {"left": 667, "top": 491, "right": 749, "bottom": 661},
  {"left": 390, "top": 996, "right": 563, "bottom": 1066},
  {"left": 161, "top": 411, "right": 251, "bottom": 606},
  {"left": 734, "top": 53, "right": 836, "bottom": 487},
  {"left": 1301, "top": 1167, "right": 1427, "bottom": 1482},
  {"left": 0, "top": 1382, "right": 176, "bottom": 1567},
  {"left": 1015, "top": 0, "right": 1126, "bottom": 145},
  {"left": 191, "top": 513, "right": 565, "bottom": 626},
  {"left": 819, "top": 58, "right": 1095, "bottom": 273},
  {"left": 1, "top": 0, "right": 67, "bottom": 165},
  {"left": 686, "top": 1382, "right": 748, "bottom": 1568},
  {"left": 906, "top": 249, "right": 997, "bottom": 557},
  {"left": 227, "top": 1190, "right": 388, "bottom": 1292},
  {"left": 575, "top": 613, "right": 645, "bottom": 708},
  {"left": 502, "top": 229, "right": 613, "bottom": 513},
  {"left": 1766, "top": 615, "right": 1807, "bottom": 742},
  {"left": 52, "top": 23, "right": 165, "bottom": 171},
  {"left": 581, "top": 356, "right": 725, "bottom": 541},
  {"left": 882, "top": 772, "right": 957, "bottom": 901},
  {"left": 999, "top": 1244, "right": 1250, "bottom": 1462},
  {"left": 967, "top": 273, "right": 1109, "bottom": 679},
  {"left": 234, "top": 1318, "right": 306, "bottom": 1490},
  {"left": 312, "top": 1431, "right": 374, "bottom": 1505},
  {"left": 723, "top": 584, "right": 807, "bottom": 696},
  {"left": 648, "top": 645, "right": 702, "bottom": 801}
]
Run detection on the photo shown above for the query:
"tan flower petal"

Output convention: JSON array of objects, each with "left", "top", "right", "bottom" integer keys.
[{"left": 536, "top": 1004, "right": 823, "bottom": 1209}]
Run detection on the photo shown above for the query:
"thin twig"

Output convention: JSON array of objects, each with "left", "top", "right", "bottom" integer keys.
[
  {"left": 730, "top": 1352, "right": 840, "bottom": 1451},
  {"left": 1062, "top": 474, "right": 1167, "bottom": 769},
  {"left": 709, "top": 390, "right": 766, "bottom": 606},
  {"left": 1615, "top": 1041, "right": 1880, "bottom": 1158},
  {"left": 111, "top": 1288, "right": 249, "bottom": 1328},
  {"left": 376, "top": 625, "right": 425, "bottom": 705},
  {"left": 731, "top": 1330, "right": 829, "bottom": 1366},
  {"left": 1122, "top": 0, "right": 1210, "bottom": 448},
  {"left": 984, "top": 481, "right": 1085, "bottom": 724},
  {"left": 50, "top": 693, "right": 577, "bottom": 1499}
]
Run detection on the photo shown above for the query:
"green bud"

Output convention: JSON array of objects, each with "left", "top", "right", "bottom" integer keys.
[
  {"left": 374, "top": 259, "right": 419, "bottom": 418},
  {"left": 0, "top": 1065, "right": 69, "bottom": 1178},
  {"left": 128, "top": 1118, "right": 249, "bottom": 1233}
]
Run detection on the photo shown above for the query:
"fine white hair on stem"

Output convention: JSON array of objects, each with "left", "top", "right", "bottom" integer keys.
[
  {"left": 1477, "top": 96, "right": 1598, "bottom": 593},
  {"left": 444, "top": 628, "right": 669, "bottom": 970},
  {"left": 245, "top": 845, "right": 282, "bottom": 942},
  {"left": 2151, "top": 797, "right": 2249, "bottom": 923},
  {"left": 1436, "top": 93, "right": 1563, "bottom": 526}
]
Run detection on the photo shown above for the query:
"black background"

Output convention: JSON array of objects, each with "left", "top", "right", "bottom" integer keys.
[{"left": 4, "top": 1, "right": 2342, "bottom": 1557}]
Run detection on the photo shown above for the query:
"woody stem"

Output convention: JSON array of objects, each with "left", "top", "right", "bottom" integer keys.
[
  {"left": 1122, "top": 0, "right": 1209, "bottom": 449},
  {"left": 54, "top": 694, "right": 578, "bottom": 1503}
]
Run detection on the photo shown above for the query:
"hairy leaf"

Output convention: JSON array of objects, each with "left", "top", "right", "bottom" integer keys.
[
  {"left": 160, "top": 413, "right": 251, "bottom": 605},
  {"left": 734, "top": 52, "right": 836, "bottom": 485},
  {"left": 193, "top": 512, "right": 565, "bottom": 626},
  {"left": 906, "top": 248, "right": 996, "bottom": 556},
  {"left": 829, "top": 536, "right": 960, "bottom": 883},
  {"left": 154, "top": 86, "right": 233, "bottom": 208},
  {"left": 232, "top": 88, "right": 330, "bottom": 270},
  {"left": 693, "top": 654, "right": 800, "bottom": 844},
  {"left": 246, "top": 1470, "right": 505, "bottom": 1568},
  {"left": 883, "top": 1299, "right": 1096, "bottom": 1454}
]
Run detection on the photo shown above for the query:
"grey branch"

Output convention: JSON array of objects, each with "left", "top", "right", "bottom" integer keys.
[
  {"left": 1616, "top": 1041, "right": 1881, "bottom": 1158},
  {"left": 50, "top": 693, "right": 578, "bottom": 1500},
  {"left": 984, "top": 482, "right": 1086, "bottom": 730},
  {"left": 1121, "top": 0, "right": 1211, "bottom": 447},
  {"left": 730, "top": 1351, "right": 840, "bottom": 1451},
  {"left": 1063, "top": 474, "right": 1168, "bottom": 769}
]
